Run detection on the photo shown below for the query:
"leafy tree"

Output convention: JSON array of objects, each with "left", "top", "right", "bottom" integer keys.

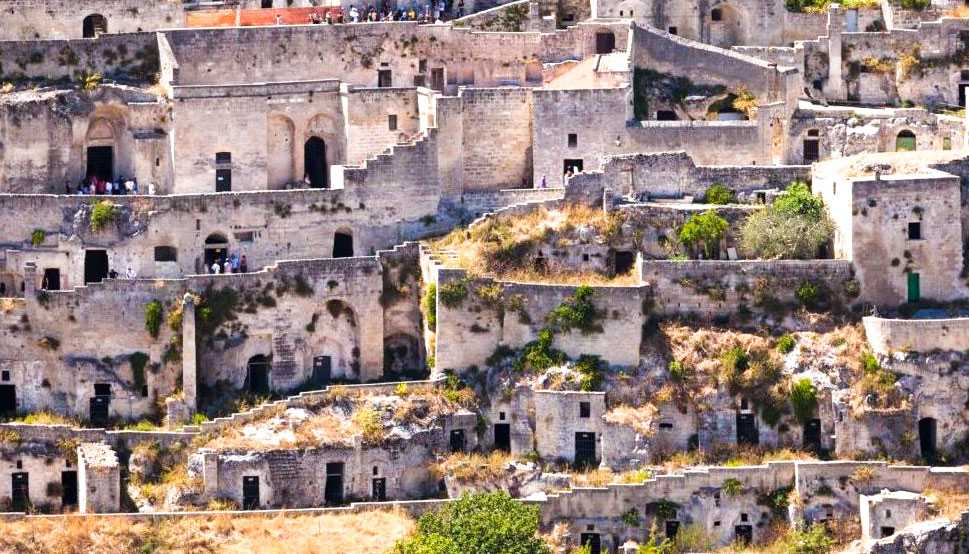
[
  {"left": 679, "top": 210, "right": 728, "bottom": 259},
  {"left": 395, "top": 492, "right": 550, "bottom": 554},
  {"left": 703, "top": 183, "right": 735, "bottom": 204},
  {"left": 740, "top": 182, "right": 833, "bottom": 260}
]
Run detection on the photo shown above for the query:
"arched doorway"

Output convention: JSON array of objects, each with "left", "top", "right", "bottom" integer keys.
[
  {"left": 918, "top": 417, "right": 937, "bottom": 462},
  {"left": 246, "top": 355, "right": 270, "bottom": 394},
  {"left": 333, "top": 231, "right": 353, "bottom": 258},
  {"left": 82, "top": 14, "right": 108, "bottom": 38},
  {"left": 595, "top": 32, "right": 616, "bottom": 54},
  {"left": 86, "top": 118, "right": 116, "bottom": 183},
  {"left": 203, "top": 233, "right": 229, "bottom": 270},
  {"left": 304, "top": 137, "right": 327, "bottom": 188},
  {"left": 896, "top": 130, "right": 916, "bottom": 152},
  {"left": 803, "top": 129, "right": 820, "bottom": 163}
]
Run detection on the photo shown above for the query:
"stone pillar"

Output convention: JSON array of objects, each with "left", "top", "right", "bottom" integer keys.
[
  {"left": 181, "top": 293, "right": 198, "bottom": 414},
  {"left": 824, "top": 4, "right": 847, "bottom": 101},
  {"left": 77, "top": 442, "right": 120, "bottom": 513},
  {"left": 200, "top": 449, "right": 220, "bottom": 499},
  {"left": 23, "top": 262, "right": 36, "bottom": 298}
]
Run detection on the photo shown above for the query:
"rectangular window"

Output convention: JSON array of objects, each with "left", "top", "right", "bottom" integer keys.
[
  {"left": 418, "top": 59, "right": 428, "bottom": 73},
  {"left": 908, "top": 221, "right": 922, "bottom": 240},
  {"left": 668, "top": 27, "right": 678, "bottom": 35},
  {"left": 215, "top": 152, "right": 231, "bottom": 164},
  {"left": 378, "top": 70, "right": 392, "bottom": 88},
  {"left": 413, "top": 75, "right": 426, "bottom": 87},
  {"left": 388, "top": 115, "right": 398, "bottom": 131},
  {"left": 579, "top": 401, "right": 590, "bottom": 418},
  {"left": 568, "top": 133, "right": 578, "bottom": 148}
]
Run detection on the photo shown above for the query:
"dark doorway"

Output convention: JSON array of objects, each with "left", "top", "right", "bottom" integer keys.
[
  {"left": 86, "top": 146, "right": 113, "bottom": 182},
  {"left": 324, "top": 462, "right": 344, "bottom": 505},
  {"left": 430, "top": 68, "right": 445, "bottom": 91},
  {"left": 261, "top": 0, "right": 273, "bottom": 7},
  {"left": 333, "top": 232, "right": 354, "bottom": 258},
  {"left": 595, "top": 32, "right": 616, "bottom": 54},
  {"left": 312, "top": 356, "right": 332, "bottom": 388},
  {"left": 896, "top": 130, "right": 916, "bottom": 152},
  {"left": 90, "top": 395, "right": 109, "bottom": 425},
  {"left": 203, "top": 234, "right": 228, "bottom": 269},
  {"left": 215, "top": 168, "right": 232, "bottom": 192},
  {"left": 378, "top": 69, "right": 392, "bottom": 88},
  {"left": 493, "top": 423, "right": 511, "bottom": 452},
  {"left": 372, "top": 477, "right": 387, "bottom": 501},
  {"left": 665, "top": 520, "right": 680, "bottom": 538},
  {"left": 304, "top": 137, "right": 327, "bottom": 188},
  {"left": 242, "top": 476, "right": 260, "bottom": 509},
  {"left": 736, "top": 413, "right": 759, "bottom": 446},
  {"left": 613, "top": 251, "right": 635, "bottom": 275},
  {"left": 580, "top": 533, "right": 601, "bottom": 554},
  {"left": 803, "top": 138, "right": 820, "bottom": 163},
  {"left": 82, "top": 14, "right": 108, "bottom": 38},
  {"left": 735, "top": 525, "right": 753, "bottom": 545},
  {"left": 84, "top": 250, "right": 109, "bottom": 284},
  {"left": 563, "top": 159, "right": 583, "bottom": 175},
  {"left": 42, "top": 268, "right": 61, "bottom": 291},
  {"left": 575, "top": 432, "right": 597, "bottom": 467},
  {"left": 919, "top": 417, "right": 937, "bottom": 462},
  {"left": 11, "top": 472, "right": 28, "bottom": 512},
  {"left": 803, "top": 418, "right": 822, "bottom": 453},
  {"left": 960, "top": 84, "right": 967, "bottom": 108},
  {"left": 61, "top": 470, "right": 78, "bottom": 507},
  {"left": 880, "top": 526, "right": 896, "bottom": 538},
  {"left": 449, "top": 429, "right": 466, "bottom": 453},
  {"left": 246, "top": 355, "right": 270, "bottom": 395},
  {"left": 656, "top": 110, "right": 678, "bottom": 120},
  {"left": 0, "top": 384, "right": 16, "bottom": 416}
]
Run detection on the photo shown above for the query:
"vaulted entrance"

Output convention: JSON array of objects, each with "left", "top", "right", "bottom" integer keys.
[
  {"left": 61, "top": 470, "right": 78, "bottom": 507},
  {"left": 43, "top": 268, "right": 61, "bottom": 291},
  {"left": 82, "top": 14, "right": 108, "bottom": 38},
  {"left": 595, "top": 32, "right": 616, "bottom": 54},
  {"left": 803, "top": 418, "right": 822, "bottom": 453},
  {"left": 333, "top": 231, "right": 353, "bottom": 258},
  {"left": 86, "top": 146, "right": 113, "bottom": 183},
  {"left": 493, "top": 423, "right": 511, "bottom": 452},
  {"left": 0, "top": 384, "right": 16, "bottom": 416},
  {"left": 203, "top": 234, "right": 229, "bottom": 270},
  {"left": 311, "top": 355, "right": 331, "bottom": 388},
  {"left": 919, "top": 417, "right": 937, "bottom": 462},
  {"left": 736, "top": 412, "right": 759, "bottom": 445},
  {"left": 449, "top": 429, "right": 466, "bottom": 453},
  {"left": 90, "top": 383, "right": 111, "bottom": 424},
  {"left": 246, "top": 355, "right": 270, "bottom": 395},
  {"left": 580, "top": 533, "right": 601, "bottom": 554},
  {"left": 304, "top": 137, "right": 327, "bottom": 188}
]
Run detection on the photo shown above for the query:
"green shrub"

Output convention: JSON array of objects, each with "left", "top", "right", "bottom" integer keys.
[
  {"left": 900, "top": 0, "right": 929, "bottom": 9},
  {"left": 784, "top": 523, "right": 835, "bottom": 554},
  {"left": 89, "top": 200, "right": 117, "bottom": 233},
  {"left": 776, "top": 334, "right": 796, "bottom": 354},
  {"left": 721, "top": 478, "right": 744, "bottom": 496},
  {"left": 439, "top": 280, "right": 469, "bottom": 308},
  {"left": 703, "top": 183, "right": 735, "bottom": 204},
  {"left": 740, "top": 182, "right": 834, "bottom": 260},
  {"left": 679, "top": 210, "right": 728, "bottom": 259},
  {"left": 144, "top": 300, "right": 163, "bottom": 338},
  {"left": 790, "top": 378, "right": 818, "bottom": 424},
  {"left": 795, "top": 281, "right": 824, "bottom": 310},
  {"left": 30, "top": 229, "right": 45, "bottom": 246},
  {"left": 621, "top": 507, "right": 641, "bottom": 527},
  {"left": 422, "top": 283, "right": 437, "bottom": 329},
  {"left": 546, "top": 285, "right": 602, "bottom": 334},
  {"left": 720, "top": 346, "right": 750, "bottom": 374},
  {"left": 394, "top": 491, "right": 550, "bottom": 554},
  {"left": 190, "top": 413, "right": 209, "bottom": 425},
  {"left": 757, "top": 486, "right": 793, "bottom": 518},
  {"left": 861, "top": 352, "right": 880, "bottom": 373},
  {"left": 575, "top": 355, "right": 604, "bottom": 392},
  {"left": 668, "top": 360, "right": 686, "bottom": 382},
  {"left": 513, "top": 328, "right": 566, "bottom": 373}
]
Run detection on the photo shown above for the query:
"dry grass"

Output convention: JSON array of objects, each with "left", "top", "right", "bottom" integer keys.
[
  {"left": 568, "top": 467, "right": 614, "bottom": 487},
  {"left": 661, "top": 446, "right": 816, "bottom": 472},
  {"left": 924, "top": 488, "right": 969, "bottom": 521},
  {"left": 603, "top": 404, "right": 658, "bottom": 436},
  {"left": 430, "top": 451, "right": 514, "bottom": 482},
  {"left": 0, "top": 509, "right": 415, "bottom": 554},
  {"left": 428, "top": 203, "right": 633, "bottom": 284}
]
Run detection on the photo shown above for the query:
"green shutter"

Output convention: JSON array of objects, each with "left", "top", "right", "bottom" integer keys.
[{"left": 907, "top": 273, "right": 920, "bottom": 303}]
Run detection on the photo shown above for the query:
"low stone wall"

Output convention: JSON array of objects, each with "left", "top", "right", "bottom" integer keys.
[
  {"left": 641, "top": 260, "right": 856, "bottom": 318},
  {"left": 863, "top": 316, "right": 969, "bottom": 354},
  {"left": 0, "top": 33, "right": 159, "bottom": 83},
  {"left": 461, "top": 187, "right": 564, "bottom": 218},
  {"left": 0, "top": 423, "right": 197, "bottom": 450},
  {"left": 453, "top": 0, "right": 531, "bottom": 31}
]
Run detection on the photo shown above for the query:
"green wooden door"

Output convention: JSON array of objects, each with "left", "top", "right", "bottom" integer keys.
[{"left": 907, "top": 272, "right": 920, "bottom": 303}]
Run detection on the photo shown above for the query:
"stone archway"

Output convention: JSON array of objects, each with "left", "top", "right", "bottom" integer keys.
[
  {"left": 83, "top": 14, "right": 107, "bottom": 38},
  {"left": 707, "top": 3, "right": 746, "bottom": 48},
  {"left": 304, "top": 136, "right": 327, "bottom": 188}
]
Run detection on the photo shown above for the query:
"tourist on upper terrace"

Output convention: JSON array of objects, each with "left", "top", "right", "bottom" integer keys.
[{"left": 349, "top": 6, "right": 360, "bottom": 22}]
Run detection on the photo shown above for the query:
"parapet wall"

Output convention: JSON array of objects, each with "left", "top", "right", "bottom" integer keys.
[
  {"left": 641, "top": 260, "right": 856, "bottom": 318},
  {"left": 863, "top": 316, "right": 969, "bottom": 354},
  {"left": 0, "top": 33, "right": 159, "bottom": 83},
  {"left": 0, "top": 0, "right": 184, "bottom": 40}
]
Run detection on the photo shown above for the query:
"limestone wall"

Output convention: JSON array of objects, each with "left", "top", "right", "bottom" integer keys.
[
  {"left": 460, "top": 87, "right": 535, "bottom": 190},
  {"left": 432, "top": 269, "right": 648, "bottom": 371},
  {"left": 640, "top": 260, "right": 857, "bottom": 318},
  {"left": 77, "top": 442, "right": 120, "bottom": 513},
  {"left": 0, "top": 33, "right": 159, "bottom": 83},
  {"left": 864, "top": 316, "right": 969, "bottom": 354},
  {"left": 533, "top": 390, "right": 607, "bottom": 463},
  {"left": 0, "top": 1, "right": 184, "bottom": 40}
]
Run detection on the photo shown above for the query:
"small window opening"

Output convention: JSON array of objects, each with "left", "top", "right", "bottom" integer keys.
[{"left": 579, "top": 401, "right": 591, "bottom": 418}]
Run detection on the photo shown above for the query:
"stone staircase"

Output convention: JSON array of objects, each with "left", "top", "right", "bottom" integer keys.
[{"left": 271, "top": 314, "right": 298, "bottom": 385}]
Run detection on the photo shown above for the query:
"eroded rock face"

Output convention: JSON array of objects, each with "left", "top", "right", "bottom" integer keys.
[{"left": 866, "top": 512, "right": 969, "bottom": 554}]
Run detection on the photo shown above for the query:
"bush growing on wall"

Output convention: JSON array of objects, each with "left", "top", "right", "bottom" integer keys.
[
  {"left": 394, "top": 491, "right": 550, "bottom": 554},
  {"left": 30, "top": 229, "right": 45, "bottom": 246},
  {"left": 679, "top": 210, "right": 728, "bottom": 259},
  {"left": 144, "top": 300, "right": 163, "bottom": 338},
  {"left": 422, "top": 283, "right": 438, "bottom": 328},
  {"left": 439, "top": 280, "right": 469, "bottom": 308},
  {"left": 703, "top": 184, "right": 735, "bottom": 204},
  {"left": 89, "top": 200, "right": 117, "bottom": 233},
  {"left": 740, "top": 182, "right": 834, "bottom": 260},
  {"left": 790, "top": 378, "right": 818, "bottom": 424},
  {"left": 547, "top": 285, "right": 603, "bottom": 334}
]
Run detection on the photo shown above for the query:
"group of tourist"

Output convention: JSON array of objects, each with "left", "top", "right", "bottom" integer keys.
[
  {"left": 68, "top": 176, "right": 155, "bottom": 196},
  {"left": 286, "top": 0, "right": 462, "bottom": 25},
  {"left": 209, "top": 253, "right": 249, "bottom": 275}
]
